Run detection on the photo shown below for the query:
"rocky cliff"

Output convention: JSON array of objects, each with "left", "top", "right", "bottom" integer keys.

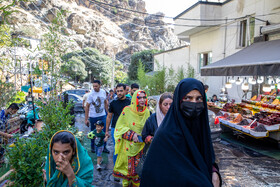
[{"left": 5, "top": 0, "right": 185, "bottom": 66}]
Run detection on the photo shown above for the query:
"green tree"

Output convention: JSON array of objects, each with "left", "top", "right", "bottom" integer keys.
[
  {"left": 176, "top": 66, "right": 186, "bottom": 84},
  {"left": 115, "top": 60, "right": 128, "bottom": 84},
  {"left": 128, "top": 49, "right": 159, "bottom": 80},
  {"left": 153, "top": 65, "right": 166, "bottom": 94},
  {"left": 0, "top": 1, "right": 30, "bottom": 107},
  {"left": 40, "top": 9, "right": 71, "bottom": 93},
  {"left": 187, "top": 63, "right": 195, "bottom": 78},
  {"left": 61, "top": 56, "right": 87, "bottom": 81},
  {"left": 0, "top": 80, "right": 16, "bottom": 108},
  {"left": 137, "top": 61, "right": 151, "bottom": 95},
  {"left": 166, "top": 65, "right": 176, "bottom": 92},
  {"left": 62, "top": 48, "right": 127, "bottom": 85},
  {"left": 137, "top": 62, "right": 167, "bottom": 96}
]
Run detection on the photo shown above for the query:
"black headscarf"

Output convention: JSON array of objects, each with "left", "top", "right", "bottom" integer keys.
[{"left": 140, "top": 78, "right": 215, "bottom": 187}]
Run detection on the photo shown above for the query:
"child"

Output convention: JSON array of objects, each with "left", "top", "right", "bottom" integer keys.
[{"left": 87, "top": 120, "right": 108, "bottom": 170}]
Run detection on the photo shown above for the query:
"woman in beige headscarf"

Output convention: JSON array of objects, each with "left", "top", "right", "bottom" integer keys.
[{"left": 141, "top": 92, "right": 173, "bottom": 144}]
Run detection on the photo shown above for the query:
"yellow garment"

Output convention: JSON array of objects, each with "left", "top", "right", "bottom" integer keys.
[
  {"left": 122, "top": 178, "right": 140, "bottom": 187},
  {"left": 114, "top": 90, "right": 150, "bottom": 176}
]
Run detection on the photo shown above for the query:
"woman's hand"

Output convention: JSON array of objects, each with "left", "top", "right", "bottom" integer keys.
[
  {"left": 104, "top": 136, "right": 108, "bottom": 142},
  {"left": 145, "top": 135, "right": 153, "bottom": 144},
  {"left": 212, "top": 172, "right": 220, "bottom": 187},
  {"left": 42, "top": 169, "right": 46, "bottom": 181},
  {"left": 133, "top": 133, "right": 139, "bottom": 143},
  {"left": 56, "top": 154, "right": 75, "bottom": 178}
]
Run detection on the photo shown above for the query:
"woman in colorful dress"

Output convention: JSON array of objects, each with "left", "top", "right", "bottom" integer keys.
[
  {"left": 44, "top": 130, "right": 94, "bottom": 187},
  {"left": 113, "top": 90, "right": 150, "bottom": 187}
]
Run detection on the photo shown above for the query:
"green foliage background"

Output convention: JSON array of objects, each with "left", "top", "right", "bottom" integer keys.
[
  {"left": 61, "top": 47, "right": 127, "bottom": 85},
  {"left": 137, "top": 62, "right": 196, "bottom": 96},
  {"left": 128, "top": 49, "right": 159, "bottom": 80}
]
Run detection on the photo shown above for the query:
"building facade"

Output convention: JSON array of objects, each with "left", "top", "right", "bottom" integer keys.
[{"left": 174, "top": 0, "right": 280, "bottom": 101}]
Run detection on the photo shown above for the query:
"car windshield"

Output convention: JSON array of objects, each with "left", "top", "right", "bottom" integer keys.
[
  {"left": 68, "top": 95, "right": 80, "bottom": 102},
  {"left": 66, "top": 90, "right": 86, "bottom": 96}
]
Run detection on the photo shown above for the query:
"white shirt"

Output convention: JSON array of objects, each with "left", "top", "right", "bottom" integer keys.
[
  {"left": 82, "top": 93, "right": 90, "bottom": 107},
  {"left": 86, "top": 89, "right": 106, "bottom": 118}
]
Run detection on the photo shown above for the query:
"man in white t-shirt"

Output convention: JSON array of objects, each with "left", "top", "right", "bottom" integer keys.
[
  {"left": 82, "top": 90, "right": 90, "bottom": 111},
  {"left": 85, "top": 80, "right": 109, "bottom": 153}
]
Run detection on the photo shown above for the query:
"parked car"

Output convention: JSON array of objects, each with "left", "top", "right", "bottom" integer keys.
[
  {"left": 63, "top": 89, "right": 87, "bottom": 97},
  {"left": 59, "top": 93, "right": 84, "bottom": 113},
  {"left": 148, "top": 95, "right": 222, "bottom": 141}
]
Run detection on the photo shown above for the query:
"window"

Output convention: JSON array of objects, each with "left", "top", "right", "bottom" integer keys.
[
  {"left": 238, "top": 18, "right": 255, "bottom": 47},
  {"left": 239, "top": 20, "right": 247, "bottom": 47},
  {"left": 249, "top": 17, "right": 255, "bottom": 45},
  {"left": 198, "top": 52, "right": 212, "bottom": 72},
  {"left": 69, "top": 95, "right": 79, "bottom": 102}
]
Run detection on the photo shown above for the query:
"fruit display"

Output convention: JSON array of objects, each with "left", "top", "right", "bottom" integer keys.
[
  {"left": 249, "top": 111, "right": 269, "bottom": 121},
  {"left": 252, "top": 124, "right": 267, "bottom": 132},
  {"left": 258, "top": 113, "right": 280, "bottom": 125},
  {"left": 251, "top": 95, "right": 257, "bottom": 101},
  {"left": 232, "top": 114, "right": 243, "bottom": 123},
  {"left": 222, "top": 103, "right": 242, "bottom": 113},
  {"left": 249, "top": 120, "right": 258, "bottom": 128},
  {"left": 218, "top": 93, "right": 280, "bottom": 139},
  {"left": 271, "top": 99, "right": 279, "bottom": 105},
  {"left": 237, "top": 119, "right": 249, "bottom": 126},
  {"left": 216, "top": 111, "right": 223, "bottom": 116},
  {"left": 255, "top": 95, "right": 262, "bottom": 101}
]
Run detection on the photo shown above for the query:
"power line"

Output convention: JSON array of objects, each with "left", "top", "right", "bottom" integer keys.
[
  {"left": 85, "top": 0, "right": 170, "bottom": 30},
  {"left": 87, "top": 0, "right": 280, "bottom": 22},
  {"left": 86, "top": 1, "right": 272, "bottom": 29}
]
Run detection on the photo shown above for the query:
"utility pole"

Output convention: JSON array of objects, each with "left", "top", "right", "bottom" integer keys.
[
  {"left": 111, "top": 55, "right": 115, "bottom": 89},
  {"left": 11, "top": 32, "right": 17, "bottom": 90},
  {"left": 111, "top": 46, "right": 120, "bottom": 89},
  {"left": 20, "top": 58, "right": 22, "bottom": 87}
]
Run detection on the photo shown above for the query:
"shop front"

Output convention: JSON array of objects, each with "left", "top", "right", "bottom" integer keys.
[{"left": 201, "top": 39, "right": 280, "bottom": 148}]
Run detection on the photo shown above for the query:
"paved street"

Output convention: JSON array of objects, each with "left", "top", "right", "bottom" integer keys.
[{"left": 75, "top": 114, "right": 280, "bottom": 187}]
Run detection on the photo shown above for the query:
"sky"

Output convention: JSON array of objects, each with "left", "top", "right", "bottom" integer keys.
[{"left": 144, "top": 0, "right": 198, "bottom": 19}]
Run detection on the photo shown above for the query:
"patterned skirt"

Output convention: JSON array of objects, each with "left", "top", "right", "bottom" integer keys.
[{"left": 113, "top": 149, "right": 144, "bottom": 184}]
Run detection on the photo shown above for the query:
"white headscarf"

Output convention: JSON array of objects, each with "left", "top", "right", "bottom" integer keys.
[{"left": 156, "top": 96, "right": 165, "bottom": 127}]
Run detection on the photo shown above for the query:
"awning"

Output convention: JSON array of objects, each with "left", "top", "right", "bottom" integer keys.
[{"left": 201, "top": 39, "right": 280, "bottom": 76}]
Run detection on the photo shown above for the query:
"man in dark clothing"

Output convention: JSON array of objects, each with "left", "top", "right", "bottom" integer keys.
[
  {"left": 0, "top": 103, "right": 19, "bottom": 131},
  {"left": 105, "top": 83, "right": 131, "bottom": 166},
  {"left": 0, "top": 103, "right": 19, "bottom": 158},
  {"left": 126, "top": 83, "right": 139, "bottom": 99}
]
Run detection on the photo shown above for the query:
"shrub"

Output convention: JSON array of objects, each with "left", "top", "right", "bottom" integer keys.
[
  {"left": 6, "top": 99, "right": 76, "bottom": 186},
  {"left": 7, "top": 91, "right": 26, "bottom": 107},
  {"left": 6, "top": 133, "right": 46, "bottom": 186}
]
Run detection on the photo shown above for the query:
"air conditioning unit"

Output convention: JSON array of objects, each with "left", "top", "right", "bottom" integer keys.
[{"left": 261, "top": 24, "right": 280, "bottom": 34}]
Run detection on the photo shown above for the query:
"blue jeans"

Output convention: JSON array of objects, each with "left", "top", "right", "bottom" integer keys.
[
  {"left": 89, "top": 115, "right": 107, "bottom": 151},
  {"left": 111, "top": 127, "right": 118, "bottom": 165}
]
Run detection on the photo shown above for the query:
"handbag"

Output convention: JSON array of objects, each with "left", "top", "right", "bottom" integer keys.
[{"left": 136, "top": 143, "right": 150, "bottom": 178}]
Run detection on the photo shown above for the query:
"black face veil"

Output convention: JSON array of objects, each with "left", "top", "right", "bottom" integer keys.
[{"left": 140, "top": 78, "right": 215, "bottom": 187}]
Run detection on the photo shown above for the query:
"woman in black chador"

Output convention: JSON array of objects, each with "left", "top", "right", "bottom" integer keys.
[{"left": 140, "top": 78, "right": 221, "bottom": 187}]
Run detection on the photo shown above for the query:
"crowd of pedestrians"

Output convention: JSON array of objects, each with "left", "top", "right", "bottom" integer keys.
[{"left": 44, "top": 78, "right": 221, "bottom": 187}]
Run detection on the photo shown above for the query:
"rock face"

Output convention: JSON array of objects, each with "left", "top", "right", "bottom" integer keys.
[{"left": 10, "top": 0, "right": 185, "bottom": 66}]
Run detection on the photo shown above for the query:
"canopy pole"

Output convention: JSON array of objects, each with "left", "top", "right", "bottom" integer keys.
[{"left": 223, "top": 17, "right": 228, "bottom": 58}]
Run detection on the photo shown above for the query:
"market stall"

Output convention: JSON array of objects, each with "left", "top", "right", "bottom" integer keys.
[{"left": 201, "top": 39, "right": 280, "bottom": 148}]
